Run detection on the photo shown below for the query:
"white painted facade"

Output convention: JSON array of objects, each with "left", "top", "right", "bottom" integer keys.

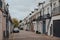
[
  {"left": 32, "top": 0, "right": 60, "bottom": 35},
  {"left": 47, "top": 0, "right": 60, "bottom": 36},
  {"left": 19, "top": 20, "right": 25, "bottom": 30},
  {"left": 22, "top": 0, "right": 60, "bottom": 37},
  {"left": 33, "top": 21, "right": 37, "bottom": 32},
  {"left": 38, "top": 21, "right": 43, "bottom": 33}
]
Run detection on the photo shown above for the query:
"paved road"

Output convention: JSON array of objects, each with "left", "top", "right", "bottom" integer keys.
[{"left": 9, "top": 30, "right": 60, "bottom": 40}]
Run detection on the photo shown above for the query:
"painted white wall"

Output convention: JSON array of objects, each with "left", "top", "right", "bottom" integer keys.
[
  {"left": 38, "top": 21, "right": 43, "bottom": 33},
  {"left": 47, "top": 0, "right": 60, "bottom": 36},
  {"left": 33, "top": 21, "right": 37, "bottom": 32},
  {"left": 46, "top": 19, "right": 49, "bottom": 32},
  {"left": 48, "top": 15, "right": 60, "bottom": 36},
  {"left": 23, "top": 24, "right": 27, "bottom": 30},
  {"left": 8, "top": 21, "right": 13, "bottom": 34}
]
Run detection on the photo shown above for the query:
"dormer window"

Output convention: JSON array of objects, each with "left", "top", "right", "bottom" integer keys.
[
  {"left": 30, "top": 13, "right": 31, "bottom": 15},
  {"left": 35, "top": 9, "right": 38, "bottom": 11},
  {"left": 31, "top": 11, "right": 34, "bottom": 13},
  {"left": 38, "top": 3, "right": 41, "bottom": 6}
]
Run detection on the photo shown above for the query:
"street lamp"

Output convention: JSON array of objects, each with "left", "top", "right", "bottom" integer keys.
[
  {"left": 6, "top": 3, "right": 9, "bottom": 12},
  {"left": 6, "top": 3, "right": 9, "bottom": 9}
]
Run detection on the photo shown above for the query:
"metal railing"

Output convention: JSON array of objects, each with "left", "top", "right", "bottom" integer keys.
[
  {"left": 52, "top": 6, "right": 60, "bottom": 16},
  {"left": 36, "top": 13, "right": 51, "bottom": 21}
]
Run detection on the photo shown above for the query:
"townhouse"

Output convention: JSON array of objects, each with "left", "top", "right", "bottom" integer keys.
[
  {"left": 37, "top": 0, "right": 51, "bottom": 34},
  {"left": 35, "top": 0, "right": 60, "bottom": 37},
  {"left": 8, "top": 14, "right": 13, "bottom": 36},
  {"left": 29, "top": 9, "right": 40, "bottom": 32},
  {"left": 0, "top": 0, "right": 7, "bottom": 40},
  {"left": 0, "top": 0, "right": 13, "bottom": 40},
  {"left": 23, "top": 17, "right": 28, "bottom": 30},
  {"left": 22, "top": 0, "right": 60, "bottom": 37},
  {"left": 19, "top": 20, "right": 25, "bottom": 30},
  {"left": 47, "top": 0, "right": 60, "bottom": 37},
  {"left": 23, "top": 16, "right": 30, "bottom": 31}
]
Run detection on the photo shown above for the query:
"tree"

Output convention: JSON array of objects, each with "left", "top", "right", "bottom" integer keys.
[{"left": 12, "top": 18, "right": 19, "bottom": 28}]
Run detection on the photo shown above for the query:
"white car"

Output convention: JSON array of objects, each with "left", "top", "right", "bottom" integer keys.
[{"left": 13, "top": 28, "right": 19, "bottom": 33}]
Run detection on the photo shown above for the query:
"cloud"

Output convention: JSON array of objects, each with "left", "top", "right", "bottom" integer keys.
[{"left": 6, "top": 0, "right": 45, "bottom": 20}]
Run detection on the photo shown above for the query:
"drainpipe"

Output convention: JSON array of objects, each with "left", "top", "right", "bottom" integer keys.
[
  {"left": 36, "top": 21, "right": 39, "bottom": 34},
  {"left": 5, "top": 10, "right": 9, "bottom": 38},
  {"left": 49, "top": 0, "right": 53, "bottom": 36}
]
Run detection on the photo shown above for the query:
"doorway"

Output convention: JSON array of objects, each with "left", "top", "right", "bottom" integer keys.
[
  {"left": 43, "top": 21, "right": 46, "bottom": 34},
  {"left": 53, "top": 20, "right": 60, "bottom": 37}
]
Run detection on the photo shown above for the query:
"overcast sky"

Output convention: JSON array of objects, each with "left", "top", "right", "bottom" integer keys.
[{"left": 6, "top": 0, "right": 45, "bottom": 20}]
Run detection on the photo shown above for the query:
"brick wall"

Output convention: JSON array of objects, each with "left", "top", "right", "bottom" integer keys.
[{"left": 0, "top": 10, "right": 3, "bottom": 40}]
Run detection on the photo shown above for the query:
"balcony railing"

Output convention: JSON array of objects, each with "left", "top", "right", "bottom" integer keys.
[
  {"left": 52, "top": 6, "right": 60, "bottom": 16},
  {"left": 36, "top": 13, "right": 51, "bottom": 21}
]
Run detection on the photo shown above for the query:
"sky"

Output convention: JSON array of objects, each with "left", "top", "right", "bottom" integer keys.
[{"left": 6, "top": 0, "right": 45, "bottom": 20}]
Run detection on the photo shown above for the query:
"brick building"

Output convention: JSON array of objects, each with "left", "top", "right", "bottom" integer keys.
[{"left": 0, "top": 0, "right": 13, "bottom": 40}]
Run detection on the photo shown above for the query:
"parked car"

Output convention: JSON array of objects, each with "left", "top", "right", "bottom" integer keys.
[
  {"left": 13, "top": 28, "right": 19, "bottom": 33},
  {"left": 20, "top": 28, "right": 23, "bottom": 30}
]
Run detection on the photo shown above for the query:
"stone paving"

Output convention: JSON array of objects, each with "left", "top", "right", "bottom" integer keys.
[{"left": 9, "top": 30, "right": 60, "bottom": 40}]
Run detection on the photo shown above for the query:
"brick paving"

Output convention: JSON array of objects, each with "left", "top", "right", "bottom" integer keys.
[{"left": 9, "top": 30, "right": 60, "bottom": 40}]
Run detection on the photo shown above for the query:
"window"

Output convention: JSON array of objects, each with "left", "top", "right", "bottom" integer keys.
[
  {"left": 59, "top": 0, "right": 60, "bottom": 6},
  {"left": 44, "top": 8, "right": 45, "bottom": 13},
  {"left": 0, "top": 0, "right": 2, "bottom": 8},
  {"left": 59, "top": 0, "right": 60, "bottom": 2},
  {"left": 53, "top": 3, "right": 56, "bottom": 8},
  {"left": 40, "top": 10, "right": 43, "bottom": 16},
  {"left": 47, "top": 7, "right": 49, "bottom": 14},
  {"left": 53, "top": 3, "right": 56, "bottom": 11}
]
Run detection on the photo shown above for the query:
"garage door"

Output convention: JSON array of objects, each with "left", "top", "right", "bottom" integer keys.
[{"left": 53, "top": 20, "right": 60, "bottom": 37}]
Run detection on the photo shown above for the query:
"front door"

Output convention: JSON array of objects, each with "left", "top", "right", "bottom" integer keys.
[
  {"left": 43, "top": 21, "right": 46, "bottom": 34},
  {"left": 53, "top": 20, "right": 60, "bottom": 37}
]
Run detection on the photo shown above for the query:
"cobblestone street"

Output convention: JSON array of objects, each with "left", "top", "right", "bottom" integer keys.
[{"left": 9, "top": 30, "right": 60, "bottom": 40}]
